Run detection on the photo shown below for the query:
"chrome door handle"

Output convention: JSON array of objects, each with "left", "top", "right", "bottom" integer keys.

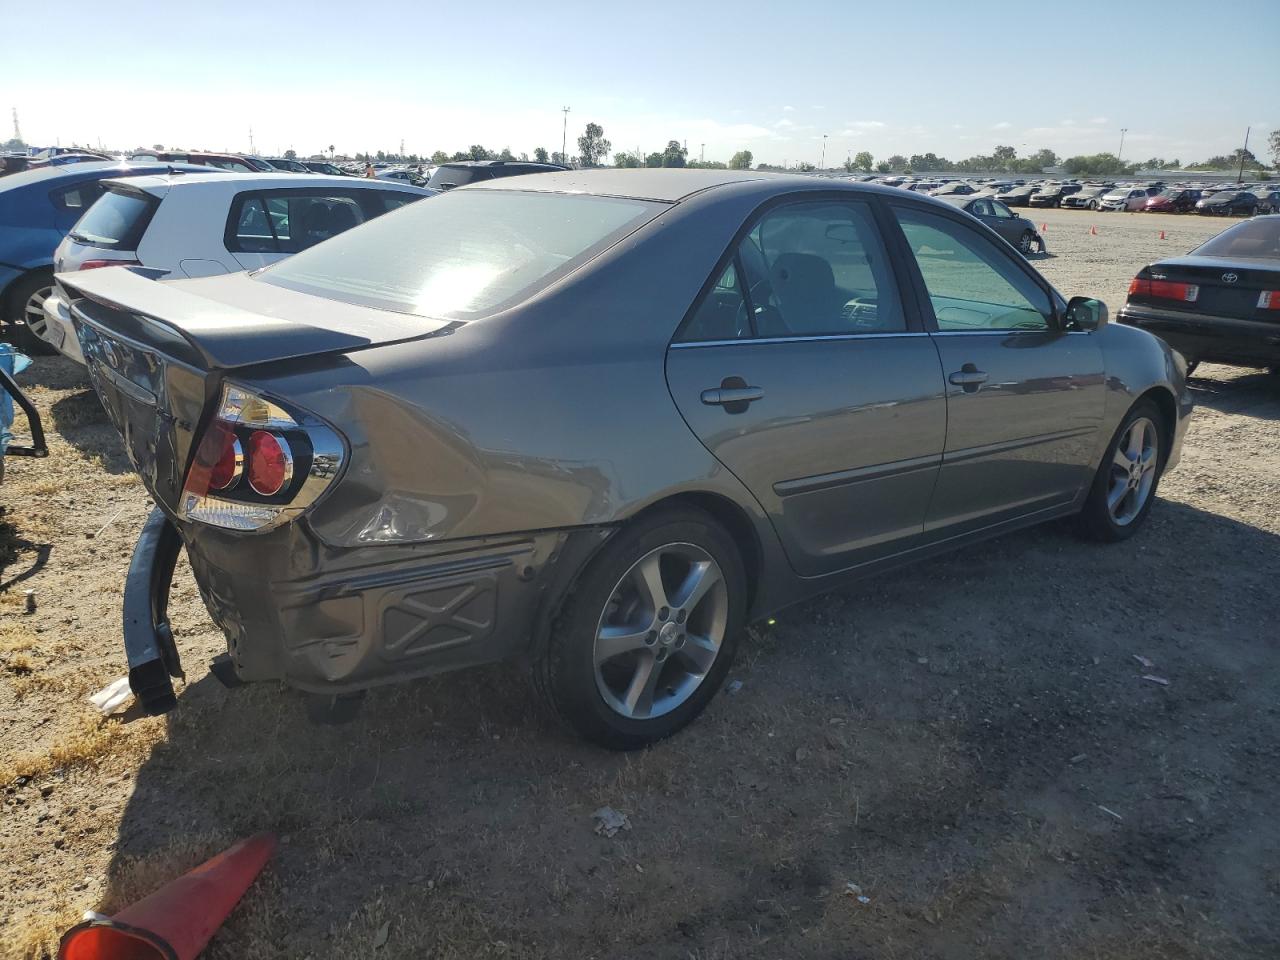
[
  {"left": 948, "top": 365, "right": 988, "bottom": 393},
  {"left": 701, "top": 386, "right": 764, "bottom": 405}
]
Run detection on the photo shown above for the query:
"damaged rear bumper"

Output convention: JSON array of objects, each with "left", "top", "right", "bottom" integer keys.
[{"left": 123, "top": 507, "right": 610, "bottom": 709}]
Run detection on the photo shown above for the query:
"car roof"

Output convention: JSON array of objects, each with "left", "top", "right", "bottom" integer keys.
[
  {"left": 0, "top": 161, "right": 216, "bottom": 193},
  {"left": 101, "top": 172, "right": 430, "bottom": 196},
  {"left": 936, "top": 195, "right": 973, "bottom": 208},
  {"left": 464, "top": 168, "right": 781, "bottom": 202}
]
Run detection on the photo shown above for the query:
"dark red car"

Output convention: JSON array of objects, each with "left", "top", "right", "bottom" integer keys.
[{"left": 1145, "top": 189, "right": 1200, "bottom": 213}]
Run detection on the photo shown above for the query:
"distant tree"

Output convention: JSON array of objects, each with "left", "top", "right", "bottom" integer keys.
[
  {"left": 644, "top": 151, "right": 664, "bottom": 168},
  {"left": 992, "top": 144, "right": 1017, "bottom": 164},
  {"left": 614, "top": 151, "right": 643, "bottom": 168},
  {"left": 550, "top": 151, "right": 570, "bottom": 166},
  {"left": 1061, "top": 152, "right": 1137, "bottom": 176},
  {"left": 467, "top": 145, "right": 492, "bottom": 161},
  {"left": 430, "top": 150, "right": 449, "bottom": 164},
  {"left": 875, "top": 160, "right": 891, "bottom": 173},
  {"left": 797, "top": 161, "right": 816, "bottom": 172},
  {"left": 284, "top": 149, "right": 297, "bottom": 160},
  {"left": 519, "top": 152, "right": 529, "bottom": 161},
  {"left": 328, "top": 144, "right": 335, "bottom": 157},
  {"left": 1269, "top": 130, "right": 1280, "bottom": 168},
  {"left": 687, "top": 160, "right": 727, "bottom": 169},
  {"left": 853, "top": 151, "right": 875, "bottom": 173},
  {"left": 886, "top": 154, "right": 908, "bottom": 172},
  {"left": 728, "top": 150, "right": 754, "bottom": 170},
  {"left": 533, "top": 146, "right": 549, "bottom": 163},
  {"left": 497, "top": 146, "right": 515, "bottom": 160},
  {"left": 662, "top": 140, "right": 688, "bottom": 168},
  {"left": 577, "top": 122, "right": 612, "bottom": 167},
  {"left": 909, "top": 152, "right": 950, "bottom": 171},
  {"left": 3, "top": 137, "right": 25, "bottom": 152},
  {"left": 376, "top": 149, "right": 386, "bottom": 161},
  {"left": 153, "top": 143, "right": 164, "bottom": 152}
]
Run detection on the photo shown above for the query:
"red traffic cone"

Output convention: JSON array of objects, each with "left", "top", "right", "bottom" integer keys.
[
  {"left": 1159, "top": 230, "right": 1167, "bottom": 240},
  {"left": 1039, "top": 223, "right": 1048, "bottom": 232},
  {"left": 1089, "top": 225, "right": 1098, "bottom": 236},
  {"left": 59, "top": 833, "right": 277, "bottom": 960}
]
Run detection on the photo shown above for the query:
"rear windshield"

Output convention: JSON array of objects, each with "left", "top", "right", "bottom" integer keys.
[
  {"left": 1191, "top": 218, "right": 1280, "bottom": 260},
  {"left": 257, "top": 189, "right": 662, "bottom": 319},
  {"left": 68, "top": 187, "right": 156, "bottom": 249},
  {"left": 427, "top": 166, "right": 492, "bottom": 190}
]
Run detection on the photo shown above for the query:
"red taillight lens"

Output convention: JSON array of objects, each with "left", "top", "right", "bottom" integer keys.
[
  {"left": 208, "top": 428, "right": 243, "bottom": 491},
  {"left": 1258, "top": 291, "right": 1279, "bottom": 310},
  {"left": 1128, "top": 277, "right": 1197, "bottom": 302},
  {"left": 246, "top": 431, "right": 292, "bottom": 496},
  {"left": 77, "top": 259, "right": 142, "bottom": 271}
]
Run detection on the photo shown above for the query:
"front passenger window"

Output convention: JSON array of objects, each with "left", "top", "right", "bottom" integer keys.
[{"left": 894, "top": 207, "right": 1051, "bottom": 332}]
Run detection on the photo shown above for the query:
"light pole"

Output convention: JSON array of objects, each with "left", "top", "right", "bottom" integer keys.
[
  {"left": 1117, "top": 127, "right": 1127, "bottom": 163},
  {"left": 820, "top": 134, "right": 828, "bottom": 170},
  {"left": 700, "top": 143, "right": 705, "bottom": 163},
  {"left": 561, "top": 106, "right": 570, "bottom": 164},
  {"left": 1237, "top": 126, "right": 1251, "bottom": 184}
]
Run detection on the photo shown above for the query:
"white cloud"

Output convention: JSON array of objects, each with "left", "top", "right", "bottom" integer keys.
[
  {"left": 774, "top": 118, "right": 794, "bottom": 128},
  {"left": 844, "top": 120, "right": 886, "bottom": 130},
  {"left": 1089, "top": 116, "right": 1108, "bottom": 125},
  {"left": 782, "top": 105, "right": 795, "bottom": 112},
  {"left": 992, "top": 121, "right": 1012, "bottom": 130}
]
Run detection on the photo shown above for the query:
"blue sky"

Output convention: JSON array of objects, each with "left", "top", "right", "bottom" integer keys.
[{"left": 6, "top": 0, "right": 1277, "bottom": 165}]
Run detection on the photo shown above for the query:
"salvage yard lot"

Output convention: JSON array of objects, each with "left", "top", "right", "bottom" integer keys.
[{"left": 2, "top": 206, "right": 1278, "bottom": 959}]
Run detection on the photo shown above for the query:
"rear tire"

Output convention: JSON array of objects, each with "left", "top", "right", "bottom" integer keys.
[
  {"left": 3, "top": 272, "right": 55, "bottom": 355},
  {"left": 1075, "top": 399, "right": 1167, "bottom": 543},
  {"left": 532, "top": 508, "right": 747, "bottom": 749}
]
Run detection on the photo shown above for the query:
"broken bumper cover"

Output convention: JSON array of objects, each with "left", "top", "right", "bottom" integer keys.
[{"left": 123, "top": 508, "right": 610, "bottom": 707}]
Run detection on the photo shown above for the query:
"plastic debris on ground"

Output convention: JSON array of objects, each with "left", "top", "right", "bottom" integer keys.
[
  {"left": 592, "top": 806, "right": 631, "bottom": 838},
  {"left": 90, "top": 676, "right": 134, "bottom": 716}
]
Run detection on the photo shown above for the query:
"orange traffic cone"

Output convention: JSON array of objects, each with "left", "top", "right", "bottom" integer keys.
[
  {"left": 1089, "top": 225, "right": 1098, "bottom": 236},
  {"left": 59, "top": 833, "right": 277, "bottom": 960},
  {"left": 1159, "top": 230, "right": 1167, "bottom": 240},
  {"left": 1040, "top": 223, "right": 1048, "bottom": 232}
]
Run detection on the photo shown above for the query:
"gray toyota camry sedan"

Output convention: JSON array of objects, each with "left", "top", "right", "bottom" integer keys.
[{"left": 59, "top": 169, "right": 1193, "bottom": 748}]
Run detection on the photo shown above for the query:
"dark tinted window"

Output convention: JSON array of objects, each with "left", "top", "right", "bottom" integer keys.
[
  {"left": 894, "top": 207, "right": 1051, "bottom": 331},
  {"left": 50, "top": 181, "right": 107, "bottom": 211},
  {"left": 677, "top": 261, "right": 749, "bottom": 342},
  {"left": 68, "top": 187, "right": 156, "bottom": 249},
  {"left": 378, "top": 191, "right": 424, "bottom": 213},
  {"left": 1191, "top": 218, "right": 1280, "bottom": 260},
  {"left": 734, "top": 200, "right": 905, "bottom": 337},
  {"left": 227, "top": 191, "right": 371, "bottom": 254},
  {"left": 258, "top": 189, "right": 660, "bottom": 318},
  {"left": 427, "top": 165, "right": 493, "bottom": 190}
]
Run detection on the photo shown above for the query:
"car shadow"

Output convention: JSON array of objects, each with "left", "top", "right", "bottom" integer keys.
[
  {"left": 0, "top": 509, "right": 51, "bottom": 590},
  {"left": 1187, "top": 364, "right": 1280, "bottom": 421},
  {"left": 78, "top": 495, "right": 1280, "bottom": 957}
]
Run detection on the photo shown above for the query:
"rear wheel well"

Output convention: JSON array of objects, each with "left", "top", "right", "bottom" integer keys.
[
  {"left": 631, "top": 492, "right": 762, "bottom": 612},
  {"left": 2, "top": 266, "right": 53, "bottom": 322},
  {"left": 1135, "top": 386, "right": 1176, "bottom": 461}
]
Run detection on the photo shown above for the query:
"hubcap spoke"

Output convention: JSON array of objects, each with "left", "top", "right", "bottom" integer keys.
[
  {"left": 623, "top": 652, "right": 663, "bottom": 718},
  {"left": 1108, "top": 416, "right": 1159, "bottom": 526},
  {"left": 674, "top": 560, "right": 721, "bottom": 614},
  {"left": 1126, "top": 420, "right": 1146, "bottom": 460},
  {"left": 1113, "top": 446, "right": 1133, "bottom": 471},
  {"left": 1107, "top": 480, "right": 1128, "bottom": 511},
  {"left": 632, "top": 553, "right": 670, "bottom": 613},
  {"left": 677, "top": 633, "right": 719, "bottom": 674},
  {"left": 595, "top": 624, "right": 653, "bottom": 665}
]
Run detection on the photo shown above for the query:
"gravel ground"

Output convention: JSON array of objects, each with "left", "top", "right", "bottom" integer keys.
[{"left": 2, "top": 206, "right": 1278, "bottom": 960}]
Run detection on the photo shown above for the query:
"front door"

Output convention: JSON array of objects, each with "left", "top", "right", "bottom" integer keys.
[
  {"left": 666, "top": 198, "right": 947, "bottom": 578},
  {"left": 888, "top": 204, "right": 1106, "bottom": 535}
]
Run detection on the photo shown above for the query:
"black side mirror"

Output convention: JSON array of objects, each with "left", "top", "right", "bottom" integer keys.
[{"left": 1065, "top": 296, "right": 1108, "bottom": 332}]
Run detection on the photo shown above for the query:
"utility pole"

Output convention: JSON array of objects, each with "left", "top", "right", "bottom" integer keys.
[
  {"left": 1117, "top": 127, "right": 1127, "bottom": 163},
  {"left": 11, "top": 107, "right": 20, "bottom": 144},
  {"left": 1237, "top": 126, "right": 1251, "bottom": 184},
  {"left": 249, "top": 127, "right": 256, "bottom": 154},
  {"left": 820, "top": 134, "right": 828, "bottom": 170},
  {"left": 561, "top": 106, "right": 570, "bottom": 164},
  {"left": 700, "top": 143, "right": 705, "bottom": 163}
]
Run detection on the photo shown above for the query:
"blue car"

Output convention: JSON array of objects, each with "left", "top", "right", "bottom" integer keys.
[{"left": 0, "top": 161, "right": 214, "bottom": 350}]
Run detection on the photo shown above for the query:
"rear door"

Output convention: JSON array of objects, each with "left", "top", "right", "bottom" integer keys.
[
  {"left": 666, "top": 196, "right": 948, "bottom": 578},
  {"left": 887, "top": 202, "right": 1106, "bottom": 534}
]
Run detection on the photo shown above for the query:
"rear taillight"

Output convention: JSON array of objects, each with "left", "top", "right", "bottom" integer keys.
[
  {"left": 180, "top": 384, "right": 344, "bottom": 531},
  {"left": 1128, "top": 277, "right": 1199, "bottom": 303},
  {"left": 77, "top": 259, "right": 142, "bottom": 271},
  {"left": 1258, "top": 291, "right": 1280, "bottom": 310}
]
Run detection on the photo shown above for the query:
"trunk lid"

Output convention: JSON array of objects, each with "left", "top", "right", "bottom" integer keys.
[
  {"left": 1138, "top": 255, "right": 1280, "bottom": 321},
  {"left": 60, "top": 266, "right": 456, "bottom": 511}
]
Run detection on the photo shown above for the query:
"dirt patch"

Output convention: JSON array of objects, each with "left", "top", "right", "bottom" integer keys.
[{"left": 3, "top": 208, "right": 1279, "bottom": 959}]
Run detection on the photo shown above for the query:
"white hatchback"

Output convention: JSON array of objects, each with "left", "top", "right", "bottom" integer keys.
[
  {"left": 1098, "top": 187, "right": 1151, "bottom": 212},
  {"left": 41, "top": 172, "right": 434, "bottom": 362}
]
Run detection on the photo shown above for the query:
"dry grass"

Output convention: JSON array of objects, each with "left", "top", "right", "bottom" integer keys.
[{"left": 0, "top": 711, "right": 166, "bottom": 786}]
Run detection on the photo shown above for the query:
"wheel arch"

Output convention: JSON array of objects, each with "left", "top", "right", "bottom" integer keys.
[
  {"left": 2, "top": 264, "right": 54, "bottom": 320},
  {"left": 1134, "top": 385, "right": 1177, "bottom": 461}
]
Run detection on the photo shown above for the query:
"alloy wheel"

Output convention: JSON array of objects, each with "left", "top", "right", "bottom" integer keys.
[
  {"left": 1108, "top": 416, "right": 1159, "bottom": 526},
  {"left": 593, "top": 543, "right": 728, "bottom": 720},
  {"left": 1018, "top": 231, "right": 1034, "bottom": 254},
  {"left": 23, "top": 285, "right": 53, "bottom": 340}
]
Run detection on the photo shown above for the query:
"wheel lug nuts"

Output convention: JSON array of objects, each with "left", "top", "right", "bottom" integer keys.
[
  {"left": 657, "top": 606, "right": 670, "bottom": 622},
  {"left": 676, "top": 609, "right": 687, "bottom": 624},
  {"left": 645, "top": 631, "right": 657, "bottom": 645}
]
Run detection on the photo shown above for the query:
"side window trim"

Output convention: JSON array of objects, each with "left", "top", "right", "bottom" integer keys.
[
  {"left": 224, "top": 192, "right": 280, "bottom": 254},
  {"left": 883, "top": 200, "right": 1061, "bottom": 333},
  {"left": 672, "top": 191, "right": 920, "bottom": 345}
]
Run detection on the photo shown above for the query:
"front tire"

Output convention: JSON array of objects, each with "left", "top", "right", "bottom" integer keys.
[
  {"left": 1018, "top": 230, "right": 1036, "bottom": 255},
  {"left": 1075, "top": 400, "right": 1167, "bottom": 542},
  {"left": 533, "top": 508, "right": 747, "bottom": 749}
]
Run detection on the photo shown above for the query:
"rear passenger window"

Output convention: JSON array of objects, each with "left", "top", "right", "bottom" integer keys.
[
  {"left": 51, "top": 183, "right": 105, "bottom": 211},
  {"left": 378, "top": 192, "right": 423, "bottom": 213},
  {"left": 739, "top": 200, "right": 905, "bottom": 337},
  {"left": 227, "top": 193, "right": 369, "bottom": 254},
  {"left": 678, "top": 261, "right": 749, "bottom": 342}
]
